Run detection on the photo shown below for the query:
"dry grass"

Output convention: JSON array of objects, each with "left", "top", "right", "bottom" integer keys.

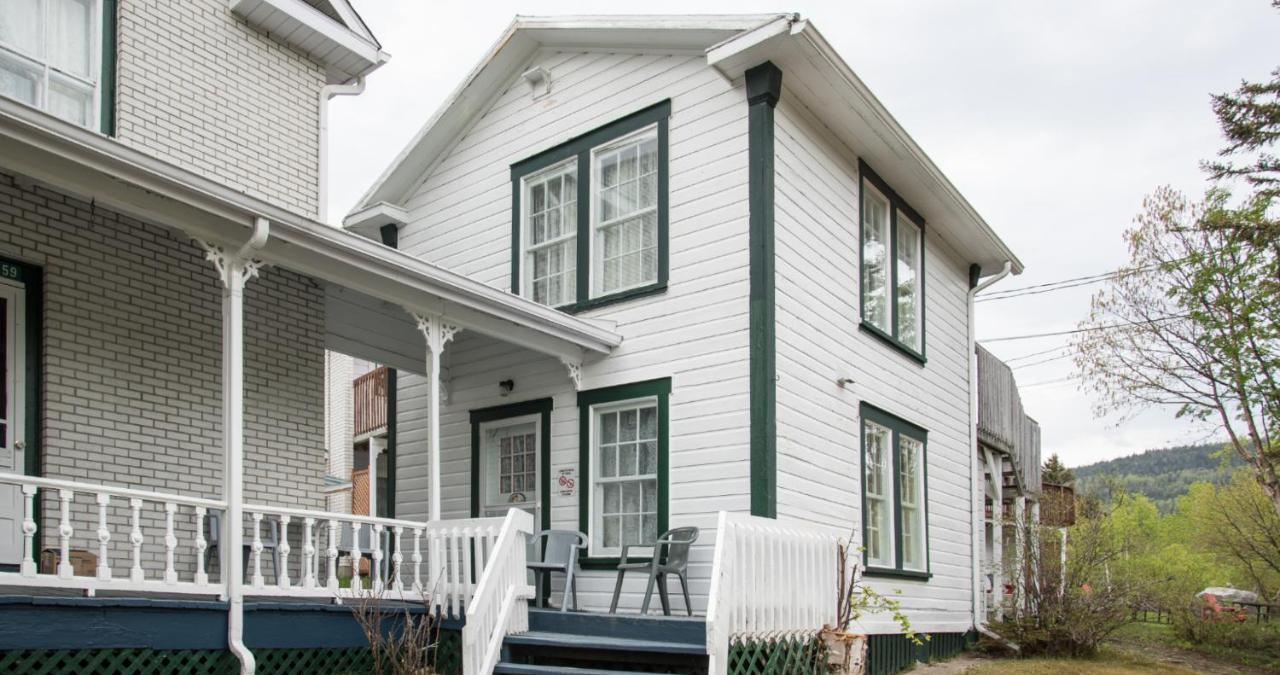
[{"left": 958, "top": 650, "right": 1198, "bottom": 675}]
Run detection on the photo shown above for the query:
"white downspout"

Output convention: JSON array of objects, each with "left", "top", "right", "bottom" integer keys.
[
  {"left": 224, "top": 217, "right": 270, "bottom": 675},
  {"left": 968, "top": 261, "right": 1012, "bottom": 646},
  {"left": 318, "top": 78, "right": 366, "bottom": 224}
]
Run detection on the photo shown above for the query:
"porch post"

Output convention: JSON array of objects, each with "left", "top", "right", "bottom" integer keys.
[
  {"left": 984, "top": 448, "right": 1004, "bottom": 622},
  {"left": 410, "top": 313, "right": 461, "bottom": 522},
  {"left": 200, "top": 225, "right": 267, "bottom": 675},
  {"left": 368, "top": 436, "right": 385, "bottom": 517}
]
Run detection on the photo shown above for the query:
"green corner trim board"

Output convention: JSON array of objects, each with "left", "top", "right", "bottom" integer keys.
[{"left": 746, "top": 61, "right": 782, "bottom": 519}]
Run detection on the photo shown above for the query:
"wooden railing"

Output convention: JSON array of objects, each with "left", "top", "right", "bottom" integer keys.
[
  {"left": 705, "top": 511, "right": 841, "bottom": 675},
  {"left": 353, "top": 366, "right": 388, "bottom": 437},
  {"left": 462, "top": 508, "right": 535, "bottom": 675},
  {"left": 0, "top": 472, "right": 509, "bottom": 618}
]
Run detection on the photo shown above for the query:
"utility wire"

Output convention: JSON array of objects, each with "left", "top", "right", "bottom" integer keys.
[
  {"left": 979, "top": 315, "right": 1186, "bottom": 343},
  {"left": 1011, "top": 352, "right": 1074, "bottom": 369},
  {"left": 1002, "top": 345, "right": 1069, "bottom": 363},
  {"left": 976, "top": 260, "right": 1180, "bottom": 303}
]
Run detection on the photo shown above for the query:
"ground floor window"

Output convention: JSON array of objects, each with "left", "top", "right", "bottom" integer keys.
[
  {"left": 578, "top": 377, "right": 670, "bottom": 565},
  {"left": 861, "top": 403, "right": 930, "bottom": 577}
]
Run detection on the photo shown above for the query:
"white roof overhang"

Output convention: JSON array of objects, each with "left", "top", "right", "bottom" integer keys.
[
  {"left": 347, "top": 14, "right": 791, "bottom": 216},
  {"left": 707, "top": 17, "right": 1023, "bottom": 275},
  {"left": 0, "top": 99, "right": 621, "bottom": 371},
  {"left": 350, "top": 13, "right": 1022, "bottom": 276},
  {"left": 229, "top": 0, "right": 389, "bottom": 83}
]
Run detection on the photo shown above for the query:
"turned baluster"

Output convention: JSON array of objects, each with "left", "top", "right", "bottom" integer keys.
[
  {"left": 302, "top": 517, "right": 316, "bottom": 589},
  {"left": 349, "top": 521, "right": 363, "bottom": 592},
  {"left": 392, "top": 526, "right": 404, "bottom": 592},
  {"left": 56, "top": 489, "right": 74, "bottom": 579},
  {"left": 95, "top": 493, "right": 112, "bottom": 581},
  {"left": 370, "top": 523, "right": 384, "bottom": 592},
  {"left": 20, "top": 485, "right": 37, "bottom": 577},
  {"left": 277, "top": 515, "right": 292, "bottom": 588},
  {"left": 163, "top": 502, "right": 178, "bottom": 584},
  {"left": 194, "top": 506, "right": 209, "bottom": 586},
  {"left": 326, "top": 519, "right": 340, "bottom": 592},
  {"left": 129, "top": 498, "right": 144, "bottom": 582},
  {"left": 411, "top": 527, "right": 423, "bottom": 594},
  {"left": 251, "top": 511, "right": 264, "bottom": 588}
]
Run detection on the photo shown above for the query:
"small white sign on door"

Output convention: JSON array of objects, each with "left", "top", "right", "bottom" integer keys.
[{"left": 555, "top": 467, "right": 577, "bottom": 497}]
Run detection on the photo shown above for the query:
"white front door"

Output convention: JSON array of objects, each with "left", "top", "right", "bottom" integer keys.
[
  {"left": 478, "top": 415, "right": 540, "bottom": 528},
  {"left": 0, "top": 280, "right": 26, "bottom": 566}
]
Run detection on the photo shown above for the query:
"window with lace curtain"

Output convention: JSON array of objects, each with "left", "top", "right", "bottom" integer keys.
[
  {"left": 861, "top": 403, "right": 930, "bottom": 578},
  {"left": 511, "top": 100, "right": 669, "bottom": 313},
  {"left": 0, "top": 0, "right": 110, "bottom": 131},
  {"left": 859, "top": 160, "right": 926, "bottom": 362}
]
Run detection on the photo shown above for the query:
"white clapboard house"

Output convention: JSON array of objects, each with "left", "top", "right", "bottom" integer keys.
[
  {"left": 338, "top": 13, "right": 1024, "bottom": 675},
  {"left": 0, "top": 4, "right": 1021, "bottom": 674}
]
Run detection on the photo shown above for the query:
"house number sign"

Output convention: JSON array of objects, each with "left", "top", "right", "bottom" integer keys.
[{"left": 556, "top": 467, "right": 577, "bottom": 497}]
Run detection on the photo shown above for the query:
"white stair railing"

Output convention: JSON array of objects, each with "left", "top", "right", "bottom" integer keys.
[
  {"left": 705, "top": 511, "right": 842, "bottom": 675},
  {"left": 461, "top": 508, "right": 535, "bottom": 675},
  {"left": 0, "top": 472, "right": 225, "bottom": 595}
]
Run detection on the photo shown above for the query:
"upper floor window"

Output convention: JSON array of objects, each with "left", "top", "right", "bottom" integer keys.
[
  {"left": 861, "top": 403, "right": 929, "bottom": 578},
  {"left": 859, "top": 160, "right": 926, "bottom": 362},
  {"left": 0, "top": 0, "right": 110, "bottom": 131},
  {"left": 512, "top": 100, "right": 669, "bottom": 313}
]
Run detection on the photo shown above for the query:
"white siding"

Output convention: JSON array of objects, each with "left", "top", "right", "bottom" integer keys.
[
  {"left": 773, "top": 92, "right": 976, "bottom": 634},
  {"left": 394, "top": 49, "right": 752, "bottom": 613}
]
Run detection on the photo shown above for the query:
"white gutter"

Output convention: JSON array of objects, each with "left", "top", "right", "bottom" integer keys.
[
  {"left": 318, "top": 77, "right": 365, "bottom": 224},
  {"left": 968, "top": 261, "right": 1014, "bottom": 647}
]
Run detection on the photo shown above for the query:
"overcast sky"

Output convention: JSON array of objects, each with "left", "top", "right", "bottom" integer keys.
[{"left": 328, "top": 1, "right": 1279, "bottom": 467}]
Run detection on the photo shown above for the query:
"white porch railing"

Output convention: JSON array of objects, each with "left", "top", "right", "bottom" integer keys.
[
  {"left": 704, "top": 511, "right": 842, "bottom": 675},
  {"left": 0, "top": 473, "right": 226, "bottom": 595},
  {"left": 0, "top": 472, "right": 507, "bottom": 618},
  {"left": 461, "top": 508, "right": 535, "bottom": 675}
]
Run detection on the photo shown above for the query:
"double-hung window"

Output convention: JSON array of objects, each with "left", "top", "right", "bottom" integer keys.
[
  {"left": 512, "top": 100, "right": 669, "bottom": 313},
  {"left": 578, "top": 378, "right": 670, "bottom": 565},
  {"left": 859, "top": 160, "right": 926, "bottom": 361},
  {"left": 861, "top": 403, "right": 929, "bottom": 577},
  {"left": 0, "top": 0, "right": 112, "bottom": 132}
]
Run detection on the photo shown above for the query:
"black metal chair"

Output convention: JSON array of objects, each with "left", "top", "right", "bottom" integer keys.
[
  {"left": 609, "top": 526, "right": 699, "bottom": 616},
  {"left": 204, "top": 510, "right": 281, "bottom": 583},
  {"left": 527, "top": 530, "right": 586, "bottom": 612}
]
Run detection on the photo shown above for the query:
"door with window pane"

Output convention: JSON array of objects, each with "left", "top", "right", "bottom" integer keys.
[
  {"left": 0, "top": 281, "right": 26, "bottom": 566},
  {"left": 593, "top": 400, "right": 658, "bottom": 555},
  {"left": 479, "top": 416, "right": 540, "bottom": 529}
]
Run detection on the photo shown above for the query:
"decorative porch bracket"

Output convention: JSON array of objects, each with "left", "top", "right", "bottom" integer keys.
[
  {"left": 560, "top": 357, "right": 583, "bottom": 391},
  {"left": 409, "top": 312, "right": 461, "bottom": 524},
  {"left": 198, "top": 220, "right": 268, "bottom": 675}
]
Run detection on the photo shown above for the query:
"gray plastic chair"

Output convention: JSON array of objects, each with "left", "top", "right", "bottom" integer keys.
[
  {"left": 610, "top": 526, "right": 699, "bottom": 616},
  {"left": 527, "top": 530, "right": 586, "bottom": 612},
  {"left": 204, "top": 510, "right": 281, "bottom": 582}
]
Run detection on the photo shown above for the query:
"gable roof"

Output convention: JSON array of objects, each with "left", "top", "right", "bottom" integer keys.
[
  {"left": 348, "top": 13, "right": 1022, "bottom": 275},
  {"left": 231, "top": 0, "right": 387, "bottom": 83}
]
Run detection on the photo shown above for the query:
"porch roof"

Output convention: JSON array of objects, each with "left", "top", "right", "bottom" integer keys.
[{"left": 0, "top": 98, "right": 622, "bottom": 368}]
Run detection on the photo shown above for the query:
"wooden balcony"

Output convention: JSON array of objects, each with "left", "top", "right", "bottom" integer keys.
[{"left": 353, "top": 366, "right": 388, "bottom": 437}]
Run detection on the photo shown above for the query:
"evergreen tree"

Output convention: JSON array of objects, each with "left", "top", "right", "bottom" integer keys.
[{"left": 1042, "top": 453, "right": 1076, "bottom": 485}]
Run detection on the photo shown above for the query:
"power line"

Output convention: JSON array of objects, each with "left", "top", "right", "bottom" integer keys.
[
  {"left": 975, "top": 276, "right": 1111, "bottom": 303},
  {"left": 979, "top": 315, "right": 1186, "bottom": 343},
  {"left": 1020, "top": 375, "right": 1080, "bottom": 388},
  {"left": 976, "top": 260, "right": 1181, "bottom": 303},
  {"left": 1012, "top": 352, "right": 1074, "bottom": 369},
  {"left": 1002, "top": 345, "right": 1068, "bottom": 363}
]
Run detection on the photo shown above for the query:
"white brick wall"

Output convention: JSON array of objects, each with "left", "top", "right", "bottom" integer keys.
[
  {"left": 0, "top": 171, "right": 326, "bottom": 576},
  {"left": 113, "top": 0, "right": 325, "bottom": 217},
  {"left": 325, "top": 350, "right": 353, "bottom": 513}
]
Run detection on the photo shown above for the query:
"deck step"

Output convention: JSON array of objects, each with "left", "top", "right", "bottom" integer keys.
[
  {"left": 526, "top": 608, "right": 706, "bottom": 646},
  {"left": 494, "top": 663, "right": 654, "bottom": 675},
  {"left": 504, "top": 631, "right": 706, "bottom": 655}
]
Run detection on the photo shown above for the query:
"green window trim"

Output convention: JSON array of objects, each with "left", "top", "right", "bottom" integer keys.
[
  {"left": 468, "top": 397, "right": 553, "bottom": 533},
  {"left": 576, "top": 377, "right": 671, "bottom": 570},
  {"left": 100, "top": 0, "right": 117, "bottom": 136},
  {"left": 859, "top": 403, "right": 931, "bottom": 580},
  {"left": 510, "top": 99, "right": 671, "bottom": 314},
  {"left": 858, "top": 160, "right": 927, "bottom": 364}
]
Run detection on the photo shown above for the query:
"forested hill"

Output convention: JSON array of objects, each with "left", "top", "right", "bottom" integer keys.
[{"left": 1073, "top": 442, "right": 1240, "bottom": 512}]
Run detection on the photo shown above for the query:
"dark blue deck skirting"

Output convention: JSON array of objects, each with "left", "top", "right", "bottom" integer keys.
[{"left": 0, "top": 595, "right": 463, "bottom": 651}]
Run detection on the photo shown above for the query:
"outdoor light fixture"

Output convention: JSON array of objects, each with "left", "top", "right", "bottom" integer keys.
[{"left": 499, "top": 379, "right": 515, "bottom": 397}]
